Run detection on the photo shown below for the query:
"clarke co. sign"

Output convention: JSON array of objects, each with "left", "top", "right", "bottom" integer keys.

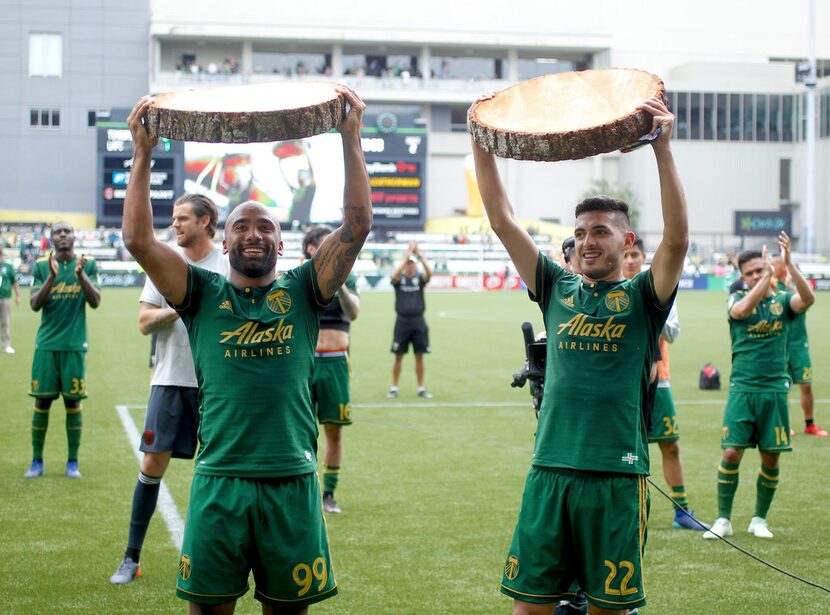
[{"left": 734, "top": 211, "right": 792, "bottom": 237}]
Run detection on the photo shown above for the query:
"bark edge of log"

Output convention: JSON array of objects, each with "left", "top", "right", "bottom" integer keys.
[{"left": 468, "top": 69, "right": 667, "bottom": 162}]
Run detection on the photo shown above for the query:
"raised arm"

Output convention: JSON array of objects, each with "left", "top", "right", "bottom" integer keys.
[
  {"left": 335, "top": 285, "right": 360, "bottom": 321},
  {"left": 640, "top": 97, "right": 689, "bottom": 307},
  {"left": 74, "top": 255, "right": 101, "bottom": 309},
  {"left": 412, "top": 243, "right": 432, "bottom": 284},
  {"left": 779, "top": 231, "right": 815, "bottom": 314},
  {"left": 312, "top": 85, "right": 372, "bottom": 301},
  {"left": 390, "top": 249, "right": 408, "bottom": 285},
  {"left": 30, "top": 252, "right": 57, "bottom": 311},
  {"left": 121, "top": 97, "right": 188, "bottom": 306},
  {"left": 469, "top": 109, "right": 539, "bottom": 294},
  {"left": 730, "top": 245, "right": 772, "bottom": 320}
]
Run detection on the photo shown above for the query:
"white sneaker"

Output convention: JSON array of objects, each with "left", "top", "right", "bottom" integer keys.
[
  {"left": 747, "top": 516, "right": 774, "bottom": 538},
  {"left": 702, "top": 517, "right": 733, "bottom": 540},
  {"left": 3, "top": 346, "right": 14, "bottom": 354}
]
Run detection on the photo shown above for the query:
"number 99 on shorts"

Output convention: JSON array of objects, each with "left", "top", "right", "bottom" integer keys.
[{"left": 293, "top": 557, "right": 328, "bottom": 597}]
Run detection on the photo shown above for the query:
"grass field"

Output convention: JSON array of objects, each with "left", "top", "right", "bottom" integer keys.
[{"left": 1, "top": 288, "right": 829, "bottom": 614}]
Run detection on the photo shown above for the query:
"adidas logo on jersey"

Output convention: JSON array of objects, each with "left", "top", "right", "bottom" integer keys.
[
  {"left": 561, "top": 296, "right": 574, "bottom": 307},
  {"left": 218, "top": 300, "right": 233, "bottom": 312}
]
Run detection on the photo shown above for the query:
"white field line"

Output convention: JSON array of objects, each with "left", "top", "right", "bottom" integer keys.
[
  {"left": 115, "top": 404, "right": 185, "bottom": 552},
  {"left": 352, "top": 399, "right": 830, "bottom": 410}
]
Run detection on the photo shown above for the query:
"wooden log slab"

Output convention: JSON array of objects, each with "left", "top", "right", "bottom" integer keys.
[
  {"left": 468, "top": 68, "right": 666, "bottom": 161},
  {"left": 147, "top": 82, "right": 345, "bottom": 143}
]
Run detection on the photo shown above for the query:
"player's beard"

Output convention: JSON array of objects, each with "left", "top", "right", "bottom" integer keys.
[{"left": 229, "top": 243, "right": 277, "bottom": 278}]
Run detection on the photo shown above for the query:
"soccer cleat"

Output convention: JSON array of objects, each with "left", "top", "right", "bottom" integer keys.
[
  {"left": 24, "top": 459, "right": 44, "bottom": 478},
  {"left": 747, "top": 516, "right": 774, "bottom": 538},
  {"left": 416, "top": 389, "right": 433, "bottom": 399},
  {"left": 3, "top": 346, "right": 15, "bottom": 354},
  {"left": 323, "top": 493, "right": 342, "bottom": 514},
  {"left": 386, "top": 388, "right": 398, "bottom": 399},
  {"left": 804, "top": 423, "right": 829, "bottom": 437},
  {"left": 109, "top": 556, "right": 141, "bottom": 585},
  {"left": 673, "top": 508, "right": 710, "bottom": 531},
  {"left": 702, "top": 517, "right": 733, "bottom": 540},
  {"left": 65, "top": 461, "right": 82, "bottom": 479}
]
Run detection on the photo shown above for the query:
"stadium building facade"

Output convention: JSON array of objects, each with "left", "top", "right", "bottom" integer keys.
[{"left": 3, "top": 0, "right": 830, "bottom": 253}]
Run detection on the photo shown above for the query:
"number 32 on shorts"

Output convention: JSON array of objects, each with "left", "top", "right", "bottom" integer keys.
[
  {"left": 293, "top": 557, "right": 328, "bottom": 597},
  {"left": 604, "top": 560, "right": 638, "bottom": 596}
]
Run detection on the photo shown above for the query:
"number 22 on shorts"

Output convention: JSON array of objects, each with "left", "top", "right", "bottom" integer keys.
[{"left": 604, "top": 560, "right": 638, "bottom": 596}]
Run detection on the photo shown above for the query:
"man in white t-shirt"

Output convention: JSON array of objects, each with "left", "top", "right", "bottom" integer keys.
[{"left": 110, "top": 194, "right": 229, "bottom": 585}]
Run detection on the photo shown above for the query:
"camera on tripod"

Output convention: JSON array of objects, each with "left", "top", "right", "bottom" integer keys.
[{"left": 511, "top": 322, "right": 547, "bottom": 413}]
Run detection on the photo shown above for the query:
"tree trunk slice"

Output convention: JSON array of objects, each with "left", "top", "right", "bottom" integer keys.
[
  {"left": 147, "top": 82, "right": 345, "bottom": 143},
  {"left": 468, "top": 68, "right": 666, "bottom": 161}
]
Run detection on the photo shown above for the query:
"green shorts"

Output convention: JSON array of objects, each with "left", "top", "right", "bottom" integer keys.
[
  {"left": 311, "top": 353, "right": 352, "bottom": 425},
  {"left": 29, "top": 349, "right": 88, "bottom": 400},
  {"left": 721, "top": 391, "right": 792, "bottom": 452},
  {"left": 787, "top": 343, "right": 812, "bottom": 384},
  {"left": 176, "top": 472, "right": 337, "bottom": 607},
  {"left": 501, "top": 467, "right": 649, "bottom": 610},
  {"left": 648, "top": 386, "right": 679, "bottom": 443}
]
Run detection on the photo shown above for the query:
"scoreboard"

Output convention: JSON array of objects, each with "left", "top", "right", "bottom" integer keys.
[
  {"left": 361, "top": 109, "right": 427, "bottom": 228},
  {"left": 96, "top": 110, "right": 184, "bottom": 228},
  {"left": 95, "top": 107, "right": 426, "bottom": 229}
]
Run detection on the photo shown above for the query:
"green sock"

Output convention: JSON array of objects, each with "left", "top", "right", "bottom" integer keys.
[
  {"left": 66, "top": 408, "right": 83, "bottom": 461},
  {"left": 31, "top": 407, "right": 50, "bottom": 459},
  {"left": 717, "top": 461, "right": 740, "bottom": 519},
  {"left": 755, "top": 465, "right": 780, "bottom": 519},
  {"left": 323, "top": 464, "right": 340, "bottom": 495},
  {"left": 669, "top": 484, "right": 689, "bottom": 511}
]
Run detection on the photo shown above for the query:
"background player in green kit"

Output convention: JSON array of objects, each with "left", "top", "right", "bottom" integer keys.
[
  {"left": 622, "top": 239, "right": 706, "bottom": 532},
  {"left": 302, "top": 225, "right": 361, "bottom": 514},
  {"left": 771, "top": 255, "right": 826, "bottom": 437},
  {"left": 123, "top": 85, "right": 371, "bottom": 614},
  {"left": 704, "top": 233, "right": 814, "bottom": 541},
  {"left": 472, "top": 94, "right": 688, "bottom": 615},
  {"left": 0, "top": 245, "right": 21, "bottom": 353},
  {"left": 25, "top": 222, "right": 101, "bottom": 479}
]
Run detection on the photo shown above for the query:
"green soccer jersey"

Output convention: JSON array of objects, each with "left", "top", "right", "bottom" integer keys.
[
  {"left": 531, "top": 253, "right": 672, "bottom": 476},
  {"left": 775, "top": 280, "right": 807, "bottom": 349},
  {"left": 177, "top": 261, "right": 328, "bottom": 478},
  {"left": 0, "top": 260, "right": 15, "bottom": 298},
  {"left": 32, "top": 256, "right": 99, "bottom": 351},
  {"left": 727, "top": 289, "right": 795, "bottom": 392}
]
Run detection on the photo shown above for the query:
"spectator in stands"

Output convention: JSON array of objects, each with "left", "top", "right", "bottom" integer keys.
[
  {"left": 0, "top": 246, "right": 20, "bottom": 353},
  {"left": 387, "top": 241, "right": 433, "bottom": 399}
]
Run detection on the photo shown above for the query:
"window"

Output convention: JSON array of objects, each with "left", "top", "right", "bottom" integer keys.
[
  {"left": 675, "top": 92, "right": 689, "bottom": 139},
  {"left": 779, "top": 159, "right": 791, "bottom": 201},
  {"left": 30, "top": 108, "right": 60, "bottom": 127},
  {"left": 782, "top": 95, "right": 794, "bottom": 142},
  {"left": 716, "top": 93, "right": 728, "bottom": 140},
  {"left": 742, "top": 94, "right": 755, "bottom": 141},
  {"left": 755, "top": 95, "right": 767, "bottom": 142},
  {"left": 730, "top": 94, "right": 741, "bottom": 140},
  {"left": 768, "top": 95, "right": 781, "bottom": 141},
  {"left": 29, "top": 32, "right": 62, "bottom": 77},
  {"left": 690, "top": 93, "right": 701, "bottom": 139},
  {"left": 703, "top": 93, "right": 715, "bottom": 140}
]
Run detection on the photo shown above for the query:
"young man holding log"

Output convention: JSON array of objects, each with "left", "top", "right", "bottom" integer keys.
[
  {"left": 471, "top": 96, "right": 687, "bottom": 615},
  {"left": 122, "top": 84, "right": 371, "bottom": 614}
]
